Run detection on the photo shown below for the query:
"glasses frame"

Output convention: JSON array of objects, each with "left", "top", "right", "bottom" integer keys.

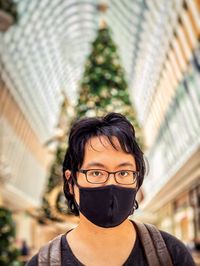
[{"left": 78, "top": 169, "right": 139, "bottom": 185}]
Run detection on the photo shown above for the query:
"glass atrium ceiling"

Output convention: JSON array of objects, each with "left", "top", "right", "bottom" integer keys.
[{"left": 0, "top": 0, "right": 184, "bottom": 143}]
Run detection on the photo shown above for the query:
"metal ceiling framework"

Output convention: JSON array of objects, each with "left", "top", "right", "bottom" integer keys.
[{"left": 0, "top": 0, "right": 183, "bottom": 143}]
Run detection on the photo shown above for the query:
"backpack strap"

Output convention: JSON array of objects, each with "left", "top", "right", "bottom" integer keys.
[
  {"left": 38, "top": 234, "right": 63, "bottom": 266},
  {"left": 134, "top": 221, "right": 161, "bottom": 266},
  {"left": 145, "top": 223, "right": 173, "bottom": 266},
  {"left": 134, "top": 221, "right": 173, "bottom": 266}
]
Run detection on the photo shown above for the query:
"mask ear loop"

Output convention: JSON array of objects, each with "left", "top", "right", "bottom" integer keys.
[
  {"left": 130, "top": 199, "right": 138, "bottom": 215},
  {"left": 69, "top": 174, "right": 80, "bottom": 212},
  {"left": 134, "top": 200, "right": 139, "bottom": 210},
  {"left": 133, "top": 176, "right": 140, "bottom": 213},
  {"left": 133, "top": 172, "right": 140, "bottom": 212},
  {"left": 68, "top": 176, "right": 75, "bottom": 196}
]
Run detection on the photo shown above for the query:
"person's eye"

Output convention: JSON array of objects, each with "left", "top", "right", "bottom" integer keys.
[
  {"left": 91, "top": 171, "right": 102, "bottom": 176},
  {"left": 119, "top": 171, "right": 129, "bottom": 177}
]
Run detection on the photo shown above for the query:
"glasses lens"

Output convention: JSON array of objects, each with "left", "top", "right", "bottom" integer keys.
[
  {"left": 87, "top": 170, "right": 108, "bottom": 183},
  {"left": 115, "top": 171, "right": 136, "bottom": 184}
]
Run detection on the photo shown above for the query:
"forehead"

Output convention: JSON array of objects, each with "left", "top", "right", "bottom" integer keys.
[
  {"left": 85, "top": 135, "right": 122, "bottom": 152},
  {"left": 81, "top": 136, "right": 136, "bottom": 169}
]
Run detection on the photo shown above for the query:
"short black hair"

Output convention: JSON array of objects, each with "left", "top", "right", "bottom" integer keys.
[{"left": 62, "top": 112, "right": 146, "bottom": 216}]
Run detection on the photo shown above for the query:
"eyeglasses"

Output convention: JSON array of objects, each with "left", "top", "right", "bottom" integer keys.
[{"left": 78, "top": 169, "right": 139, "bottom": 185}]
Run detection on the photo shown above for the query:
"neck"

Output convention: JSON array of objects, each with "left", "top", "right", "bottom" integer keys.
[{"left": 73, "top": 215, "right": 135, "bottom": 245}]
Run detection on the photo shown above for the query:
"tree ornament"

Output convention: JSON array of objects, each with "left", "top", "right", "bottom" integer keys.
[{"left": 96, "top": 56, "right": 104, "bottom": 65}]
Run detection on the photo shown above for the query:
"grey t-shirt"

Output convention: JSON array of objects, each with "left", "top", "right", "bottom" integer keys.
[{"left": 26, "top": 227, "right": 195, "bottom": 266}]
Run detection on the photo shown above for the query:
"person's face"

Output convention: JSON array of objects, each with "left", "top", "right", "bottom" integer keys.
[{"left": 65, "top": 135, "right": 137, "bottom": 205}]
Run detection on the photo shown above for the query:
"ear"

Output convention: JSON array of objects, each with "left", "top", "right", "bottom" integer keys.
[{"left": 65, "top": 170, "right": 73, "bottom": 195}]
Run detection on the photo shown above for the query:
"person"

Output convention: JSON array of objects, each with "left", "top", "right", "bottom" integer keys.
[
  {"left": 21, "top": 240, "right": 30, "bottom": 256},
  {"left": 26, "top": 112, "right": 195, "bottom": 265},
  {"left": 21, "top": 240, "right": 30, "bottom": 265}
]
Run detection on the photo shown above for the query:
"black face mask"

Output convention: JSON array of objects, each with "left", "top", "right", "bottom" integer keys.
[{"left": 74, "top": 183, "right": 137, "bottom": 228}]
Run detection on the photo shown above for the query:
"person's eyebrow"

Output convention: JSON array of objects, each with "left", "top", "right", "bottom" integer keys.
[
  {"left": 84, "top": 162, "right": 106, "bottom": 168},
  {"left": 84, "top": 162, "right": 135, "bottom": 169},
  {"left": 116, "top": 162, "right": 135, "bottom": 168}
]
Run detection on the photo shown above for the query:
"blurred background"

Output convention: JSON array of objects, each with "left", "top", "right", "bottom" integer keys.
[{"left": 0, "top": 0, "right": 200, "bottom": 265}]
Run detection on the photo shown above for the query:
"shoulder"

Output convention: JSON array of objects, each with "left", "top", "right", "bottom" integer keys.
[
  {"left": 25, "top": 254, "right": 38, "bottom": 266},
  {"left": 160, "top": 230, "right": 195, "bottom": 266},
  {"left": 26, "top": 234, "right": 64, "bottom": 266}
]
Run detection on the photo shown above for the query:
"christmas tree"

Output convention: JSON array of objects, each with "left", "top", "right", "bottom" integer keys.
[
  {"left": 76, "top": 25, "right": 142, "bottom": 143},
  {"left": 41, "top": 99, "right": 74, "bottom": 222},
  {"left": 0, "top": 207, "right": 21, "bottom": 266}
]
